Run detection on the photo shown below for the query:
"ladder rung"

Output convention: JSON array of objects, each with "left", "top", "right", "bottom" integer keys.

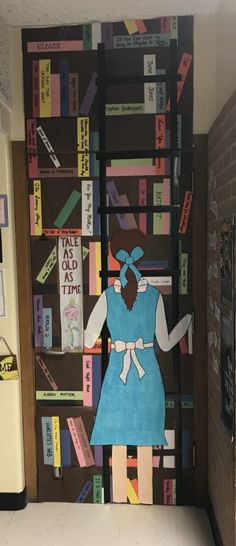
[
  {"left": 96, "top": 74, "right": 182, "bottom": 86},
  {"left": 98, "top": 205, "right": 180, "bottom": 214},
  {"left": 96, "top": 149, "right": 182, "bottom": 160},
  {"left": 99, "top": 269, "right": 179, "bottom": 278}
]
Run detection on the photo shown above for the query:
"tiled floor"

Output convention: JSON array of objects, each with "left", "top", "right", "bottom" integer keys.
[{"left": 0, "top": 503, "right": 215, "bottom": 546}]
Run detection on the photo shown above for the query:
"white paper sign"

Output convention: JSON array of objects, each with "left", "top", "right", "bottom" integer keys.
[
  {"left": 82, "top": 180, "right": 93, "bottom": 236},
  {"left": 58, "top": 237, "right": 83, "bottom": 351}
]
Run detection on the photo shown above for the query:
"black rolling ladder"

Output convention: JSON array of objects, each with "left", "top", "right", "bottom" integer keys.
[{"left": 96, "top": 40, "right": 189, "bottom": 505}]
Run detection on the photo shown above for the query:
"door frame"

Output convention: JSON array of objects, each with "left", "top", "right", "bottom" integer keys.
[{"left": 12, "top": 141, "right": 37, "bottom": 501}]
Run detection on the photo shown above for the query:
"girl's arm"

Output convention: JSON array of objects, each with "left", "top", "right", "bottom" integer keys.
[
  {"left": 155, "top": 292, "right": 192, "bottom": 352},
  {"left": 84, "top": 291, "right": 107, "bottom": 348}
]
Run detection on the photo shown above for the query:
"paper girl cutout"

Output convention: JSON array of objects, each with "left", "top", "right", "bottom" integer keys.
[{"left": 84, "top": 229, "right": 192, "bottom": 503}]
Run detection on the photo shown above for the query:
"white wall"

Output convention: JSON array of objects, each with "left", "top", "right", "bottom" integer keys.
[
  {"left": 10, "top": 27, "right": 25, "bottom": 141},
  {"left": 193, "top": 15, "right": 217, "bottom": 133},
  {"left": 0, "top": 16, "right": 11, "bottom": 105},
  {"left": 0, "top": 125, "right": 25, "bottom": 493},
  {"left": 215, "top": 6, "right": 236, "bottom": 116},
  {"left": 0, "top": 18, "right": 25, "bottom": 495}
]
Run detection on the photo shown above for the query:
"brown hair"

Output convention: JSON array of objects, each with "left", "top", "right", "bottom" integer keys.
[{"left": 110, "top": 229, "right": 146, "bottom": 311}]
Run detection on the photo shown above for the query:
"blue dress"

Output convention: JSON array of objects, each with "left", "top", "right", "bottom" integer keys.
[{"left": 90, "top": 283, "right": 168, "bottom": 446}]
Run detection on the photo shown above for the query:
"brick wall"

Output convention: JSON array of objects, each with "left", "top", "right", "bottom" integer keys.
[{"left": 207, "top": 90, "right": 236, "bottom": 546}]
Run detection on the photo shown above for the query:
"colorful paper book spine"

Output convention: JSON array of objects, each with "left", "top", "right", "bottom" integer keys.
[
  {"left": 36, "top": 246, "right": 57, "bottom": 284},
  {"left": 135, "top": 20, "right": 147, "bottom": 34},
  {"left": 179, "top": 336, "right": 188, "bottom": 354},
  {"left": 179, "top": 191, "right": 193, "bottom": 234},
  {"left": 166, "top": 53, "right": 192, "bottom": 110},
  {"left": 163, "top": 430, "right": 175, "bottom": 468},
  {"left": 27, "top": 119, "right": 38, "bottom": 178},
  {"left": 33, "top": 295, "right": 43, "bottom": 346},
  {"left": 77, "top": 116, "right": 90, "bottom": 177},
  {"left": 92, "top": 355, "right": 102, "bottom": 407},
  {"left": 89, "top": 241, "right": 101, "bottom": 295},
  {"left": 153, "top": 179, "right": 170, "bottom": 235},
  {"left": 94, "top": 446, "right": 103, "bottom": 467},
  {"left": 101, "top": 23, "right": 113, "bottom": 48},
  {"left": 83, "top": 355, "right": 93, "bottom": 407},
  {"left": 92, "top": 23, "right": 101, "bottom": 50},
  {"left": 83, "top": 24, "right": 92, "bottom": 50},
  {"left": 41, "top": 416, "right": 54, "bottom": 465},
  {"left": 51, "top": 74, "right": 61, "bottom": 117},
  {"left": 127, "top": 478, "right": 139, "bottom": 504},
  {"left": 60, "top": 59, "right": 69, "bottom": 116},
  {"left": 93, "top": 178, "right": 100, "bottom": 235},
  {"left": 139, "top": 179, "right": 147, "bottom": 234},
  {"left": 93, "top": 475, "right": 103, "bottom": 503},
  {"left": 32, "top": 60, "right": 39, "bottom": 117},
  {"left": 80, "top": 72, "right": 97, "bottom": 116},
  {"left": 124, "top": 20, "right": 139, "bottom": 35},
  {"left": 69, "top": 73, "right": 79, "bottom": 116},
  {"left": 170, "top": 17, "right": 178, "bottom": 39},
  {"left": 52, "top": 416, "right": 61, "bottom": 467},
  {"left": 106, "top": 180, "right": 137, "bottom": 229},
  {"left": 67, "top": 417, "right": 86, "bottom": 467},
  {"left": 42, "top": 308, "right": 52, "bottom": 349},
  {"left": 43, "top": 228, "right": 82, "bottom": 236},
  {"left": 36, "top": 391, "right": 83, "bottom": 401},
  {"left": 39, "top": 59, "right": 51, "bottom": 117},
  {"left": 179, "top": 253, "right": 188, "bottom": 294},
  {"left": 113, "top": 34, "right": 170, "bottom": 49},
  {"left": 144, "top": 54, "right": 156, "bottom": 114},
  {"left": 75, "top": 481, "right": 93, "bottom": 503},
  {"left": 73, "top": 417, "right": 95, "bottom": 466},
  {"left": 54, "top": 189, "right": 81, "bottom": 229},
  {"left": 164, "top": 479, "right": 176, "bottom": 505},
  {"left": 27, "top": 40, "right": 83, "bottom": 53},
  {"left": 82, "top": 181, "right": 93, "bottom": 236},
  {"left": 33, "top": 179, "right": 42, "bottom": 235},
  {"left": 155, "top": 114, "right": 166, "bottom": 175},
  {"left": 60, "top": 429, "right": 71, "bottom": 467}
]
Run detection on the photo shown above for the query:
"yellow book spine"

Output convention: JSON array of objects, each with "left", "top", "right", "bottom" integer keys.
[
  {"left": 39, "top": 59, "right": 51, "bottom": 117},
  {"left": 124, "top": 20, "right": 139, "bottom": 35},
  {"left": 52, "top": 416, "right": 61, "bottom": 467},
  {"left": 33, "top": 179, "right": 42, "bottom": 236},
  {"left": 77, "top": 117, "right": 90, "bottom": 177},
  {"left": 127, "top": 479, "right": 139, "bottom": 504}
]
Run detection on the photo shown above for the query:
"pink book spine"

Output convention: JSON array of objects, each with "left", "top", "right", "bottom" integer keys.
[
  {"left": 139, "top": 179, "right": 147, "bottom": 234},
  {"left": 67, "top": 417, "right": 87, "bottom": 467}
]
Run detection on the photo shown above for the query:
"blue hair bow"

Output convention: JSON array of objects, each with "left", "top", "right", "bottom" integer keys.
[{"left": 115, "top": 246, "right": 144, "bottom": 288}]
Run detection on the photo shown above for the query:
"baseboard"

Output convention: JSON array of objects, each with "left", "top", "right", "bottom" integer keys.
[
  {"left": 0, "top": 488, "right": 27, "bottom": 511},
  {"left": 207, "top": 495, "right": 224, "bottom": 546}
]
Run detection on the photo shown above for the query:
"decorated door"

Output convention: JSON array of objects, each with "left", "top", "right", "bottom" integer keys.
[{"left": 22, "top": 15, "right": 194, "bottom": 505}]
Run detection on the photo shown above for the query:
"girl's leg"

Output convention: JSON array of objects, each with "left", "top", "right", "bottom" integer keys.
[
  {"left": 137, "top": 446, "right": 153, "bottom": 504},
  {"left": 112, "top": 445, "right": 127, "bottom": 503}
]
